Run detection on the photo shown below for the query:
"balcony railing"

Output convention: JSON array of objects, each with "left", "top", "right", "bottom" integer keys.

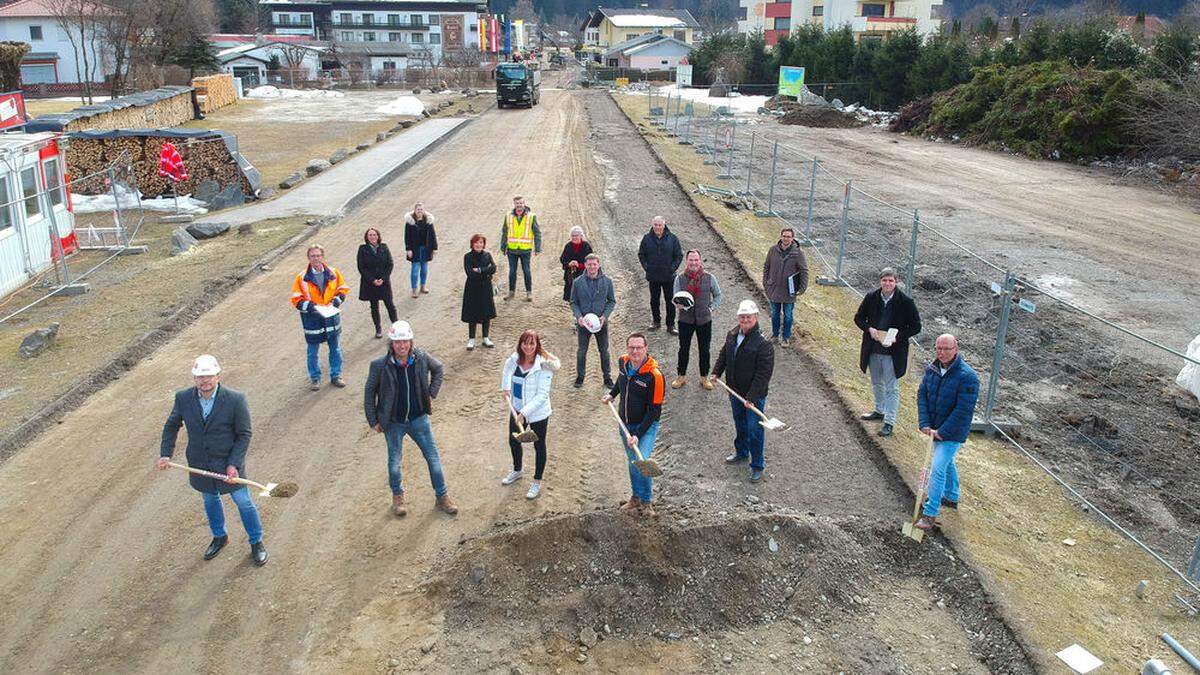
[
  {"left": 331, "top": 20, "right": 431, "bottom": 30},
  {"left": 849, "top": 15, "right": 918, "bottom": 31}
]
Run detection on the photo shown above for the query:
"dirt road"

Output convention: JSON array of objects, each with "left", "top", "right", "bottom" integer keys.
[{"left": 0, "top": 90, "right": 1030, "bottom": 673}]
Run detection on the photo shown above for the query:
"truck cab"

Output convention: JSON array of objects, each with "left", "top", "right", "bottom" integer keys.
[{"left": 495, "top": 62, "right": 541, "bottom": 109}]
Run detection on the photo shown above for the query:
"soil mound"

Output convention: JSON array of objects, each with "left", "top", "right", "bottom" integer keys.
[{"left": 779, "top": 106, "right": 864, "bottom": 129}]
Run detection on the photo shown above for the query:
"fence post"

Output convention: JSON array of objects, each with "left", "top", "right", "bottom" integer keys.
[
  {"left": 905, "top": 209, "right": 919, "bottom": 295},
  {"left": 705, "top": 124, "right": 718, "bottom": 165},
  {"left": 799, "top": 157, "right": 820, "bottom": 247},
  {"left": 742, "top": 130, "right": 755, "bottom": 196},
  {"left": 983, "top": 271, "right": 1015, "bottom": 425},
  {"left": 717, "top": 124, "right": 734, "bottom": 179},
  {"left": 42, "top": 187, "right": 87, "bottom": 295},
  {"left": 678, "top": 106, "right": 693, "bottom": 145},
  {"left": 108, "top": 166, "right": 127, "bottom": 247},
  {"left": 754, "top": 141, "right": 778, "bottom": 217},
  {"left": 816, "top": 179, "right": 850, "bottom": 287}
]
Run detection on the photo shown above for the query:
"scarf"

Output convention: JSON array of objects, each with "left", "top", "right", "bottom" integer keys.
[
  {"left": 685, "top": 266, "right": 704, "bottom": 298},
  {"left": 571, "top": 241, "right": 584, "bottom": 254}
]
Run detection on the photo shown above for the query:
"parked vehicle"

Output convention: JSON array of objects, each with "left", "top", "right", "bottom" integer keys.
[{"left": 495, "top": 62, "right": 540, "bottom": 109}]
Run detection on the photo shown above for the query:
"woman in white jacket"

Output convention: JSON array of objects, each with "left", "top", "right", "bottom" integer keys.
[{"left": 501, "top": 330, "right": 560, "bottom": 499}]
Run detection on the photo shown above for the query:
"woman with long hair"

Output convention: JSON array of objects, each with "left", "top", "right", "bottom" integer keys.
[
  {"left": 462, "top": 233, "right": 497, "bottom": 350},
  {"left": 356, "top": 228, "right": 397, "bottom": 339},
  {"left": 500, "top": 330, "right": 560, "bottom": 499}
]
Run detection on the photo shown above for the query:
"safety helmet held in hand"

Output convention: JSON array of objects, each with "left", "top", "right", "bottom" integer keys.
[
  {"left": 581, "top": 313, "right": 603, "bottom": 334},
  {"left": 737, "top": 299, "right": 759, "bottom": 316},
  {"left": 191, "top": 354, "right": 221, "bottom": 376},
  {"left": 672, "top": 290, "right": 695, "bottom": 310},
  {"left": 388, "top": 320, "right": 414, "bottom": 341}
]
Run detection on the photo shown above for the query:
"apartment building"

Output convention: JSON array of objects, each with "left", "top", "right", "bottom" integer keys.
[
  {"left": 580, "top": 7, "right": 699, "bottom": 49},
  {"left": 738, "top": 0, "right": 942, "bottom": 46}
]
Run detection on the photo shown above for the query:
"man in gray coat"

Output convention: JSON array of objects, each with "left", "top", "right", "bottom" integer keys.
[
  {"left": 364, "top": 320, "right": 458, "bottom": 517},
  {"left": 570, "top": 253, "right": 617, "bottom": 389},
  {"left": 762, "top": 227, "right": 809, "bottom": 348},
  {"left": 158, "top": 354, "right": 267, "bottom": 566}
]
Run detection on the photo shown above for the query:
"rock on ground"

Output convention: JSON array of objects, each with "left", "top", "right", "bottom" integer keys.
[
  {"left": 170, "top": 226, "right": 199, "bottom": 255},
  {"left": 329, "top": 148, "right": 350, "bottom": 165},
  {"left": 279, "top": 173, "right": 303, "bottom": 189},
  {"left": 186, "top": 221, "right": 231, "bottom": 240},
  {"left": 306, "top": 159, "right": 332, "bottom": 176},
  {"left": 19, "top": 323, "right": 60, "bottom": 359}
]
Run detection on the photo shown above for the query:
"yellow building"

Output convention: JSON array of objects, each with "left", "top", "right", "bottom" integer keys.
[{"left": 580, "top": 7, "right": 699, "bottom": 49}]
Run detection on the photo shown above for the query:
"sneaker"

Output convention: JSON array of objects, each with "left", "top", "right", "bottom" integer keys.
[
  {"left": 482, "top": 337, "right": 495, "bottom": 348},
  {"left": 502, "top": 469, "right": 523, "bottom": 485},
  {"left": 667, "top": 326, "right": 678, "bottom": 336},
  {"left": 671, "top": 376, "right": 687, "bottom": 389},
  {"left": 914, "top": 515, "right": 938, "bottom": 531},
  {"left": 331, "top": 376, "right": 346, "bottom": 388},
  {"left": 860, "top": 411, "right": 885, "bottom": 421},
  {"left": 374, "top": 329, "right": 383, "bottom": 339},
  {"left": 526, "top": 481, "right": 541, "bottom": 499},
  {"left": 573, "top": 379, "right": 584, "bottom": 389},
  {"left": 700, "top": 378, "right": 714, "bottom": 391},
  {"left": 878, "top": 423, "right": 894, "bottom": 437},
  {"left": 750, "top": 469, "right": 764, "bottom": 483},
  {"left": 724, "top": 453, "right": 748, "bottom": 464},
  {"left": 309, "top": 380, "right": 320, "bottom": 391},
  {"left": 467, "top": 338, "right": 476, "bottom": 350},
  {"left": 524, "top": 291, "right": 533, "bottom": 302},
  {"left": 780, "top": 338, "right": 791, "bottom": 348},
  {"left": 650, "top": 321, "right": 661, "bottom": 331}
]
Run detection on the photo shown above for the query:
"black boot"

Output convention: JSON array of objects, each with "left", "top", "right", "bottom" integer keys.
[
  {"left": 251, "top": 541, "right": 269, "bottom": 567},
  {"left": 203, "top": 535, "right": 228, "bottom": 561}
]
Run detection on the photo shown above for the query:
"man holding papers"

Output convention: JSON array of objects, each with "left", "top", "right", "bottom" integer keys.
[
  {"left": 291, "top": 244, "right": 351, "bottom": 391},
  {"left": 853, "top": 267, "right": 922, "bottom": 436},
  {"left": 762, "top": 228, "right": 809, "bottom": 348}
]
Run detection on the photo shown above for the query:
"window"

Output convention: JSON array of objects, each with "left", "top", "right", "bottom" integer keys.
[
  {"left": 339, "top": 12, "right": 352, "bottom": 24},
  {"left": 626, "top": 33, "right": 639, "bottom": 40},
  {"left": 388, "top": 13, "right": 401, "bottom": 25},
  {"left": 861, "top": 3, "right": 885, "bottom": 16},
  {"left": 813, "top": 5, "right": 824, "bottom": 15},
  {"left": 364, "top": 31, "right": 376, "bottom": 41},
  {"left": 470, "top": 23, "right": 477, "bottom": 31},
  {"left": 411, "top": 14, "right": 425, "bottom": 26},
  {"left": 429, "top": 14, "right": 439, "bottom": 25},
  {"left": 29, "top": 25, "right": 43, "bottom": 40},
  {"left": 0, "top": 176, "right": 12, "bottom": 233},
  {"left": 773, "top": 17, "right": 790, "bottom": 29},
  {"left": 277, "top": 13, "right": 291, "bottom": 25},
  {"left": 429, "top": 33, "right": 441, "bottom": 44},
  {"left": 737, "top": 6, "right": 747, "bottom": 20},
  {"left": 340, "top": 31, "right": 354, "bottom": 41},
  {"left": 411, "top": 33, "right": 424, "bottom": 43},
  {"left": 383, "top": 60, "right": 397, "bottom": 69},
  {"left": 43, "top": 158, "right": 65, "bottom": 208},
  {"left": 389, "top": 32, "right": 403, "bottom": 41},
  {"left": 361, "top": 13, "right": 374, "bottom": 25},
  {"left": 673, "top": 29, "right": 685, "bottom": 40},
  {"left": 20, "top": 166, "right": 40, "bottom": 220}
]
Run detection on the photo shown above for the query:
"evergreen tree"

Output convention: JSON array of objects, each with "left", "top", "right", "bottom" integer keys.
[
  {"left": 1147, "top": 25, "right": 1197, "bottom": 77},
  {"left": 997, "top": 40, "right": 1020, "bottom": 66},
  {"left": 871, "top": 29, "right": 922, "bottom": 109},
  {"left": 170, "top": 34, "right": 220, "bottom": 78},
  {"left": 1010, "top": 17, "right": 1021, "bottom": 41},
  {"left": 1019, "top": 20, "right": 1052, "bottom": 64}
]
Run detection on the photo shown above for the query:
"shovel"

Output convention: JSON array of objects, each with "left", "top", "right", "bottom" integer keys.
[
  {"left": 605, "top": 400, "right": 663, "bottom": 478},
  {"left": 505, "top": 392, "right": 539, "bottom": 444},
  {"left": 168, "top": 461, "right": 299, "bottom": 498},
  {"left": 712, "top": 378, "right": 789, "bottom": 431},
  {"left": 901, "top": 436, "right": 936, "bottom": 543}
]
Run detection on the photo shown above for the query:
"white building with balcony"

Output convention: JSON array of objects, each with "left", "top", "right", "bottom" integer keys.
[{"left": 738, "top": 0, "right": 941, "bottom": 46}]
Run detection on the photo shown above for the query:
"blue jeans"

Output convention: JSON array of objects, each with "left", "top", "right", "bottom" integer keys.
[
  {"left": 202, "top": 487, "right": 263, "bottom": 544},
  {"left": 730, "top": 395, "right": 767, "bottom": 470},
  {"left": 384, "top": 414, "right": 447, "bottom": 497},
  {"left": 923, "top": 440, "right": 961, "bottom": 517},
  {"left": 770, "top": 302, "right": 794, "bottom": 340},
  {"left": 306, "top": 331, "right": 342, "bottom": 382},
  {"left": 507, "top": 251, "right": 532, "bottom": 292},
  {"left": 410, "top": 246, "right": 428, "bottom": 290},
  {"left": 868, "top": 352, "right": 900, "bottom": 425},
  {"left": 621, "top": 421, "right": 659, "bottom": 502}
]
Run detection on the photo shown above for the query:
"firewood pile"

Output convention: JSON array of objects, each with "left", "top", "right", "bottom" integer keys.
[
  {"left": 192, "top": 74, "right": 237, "bottom": 114},
  {"left": 66, "top": 131, "right": 255, "bottom": 199},
  {"left": 25, "top": 86, "right": 195, "bottom": 134}
]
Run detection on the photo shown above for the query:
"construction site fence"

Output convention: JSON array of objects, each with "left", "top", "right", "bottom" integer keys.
[
  {"left": 643, "top": 86, "right": 1200, "bottom": 613},
  {"left": 0, "top": 155, "right": 149, "bottom": 325}
]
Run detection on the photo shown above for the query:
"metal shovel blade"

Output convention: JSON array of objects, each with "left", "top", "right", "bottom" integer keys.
[
  {"left": 513, "top": 429, "right": 539, "bottom": 444},
  {"left": 758, "top": 417, "right": 788, "bottom": 431},
  {"left": 633, "top": 459, "right": 663, "bottom": 478},
  {"left": 260, "top": 482, "right": 278, "bottom": 498},
  {"left": 901, "top": 521, "right": 925, "bottom": 543}
]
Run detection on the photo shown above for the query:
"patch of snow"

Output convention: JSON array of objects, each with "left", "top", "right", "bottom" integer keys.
[
  {"left": 841, "top": 103, "right": 897, "bottom": 128},
  {"left": 72, "top": 184, "right": 209, "bottom": 215},
  {"left": 374, "top": 95, "right": 425, "bottom": 116},
  {"left": 1031, "top": 273, "right": 1080, "bottom": 302},
  {"left": 646, "top": 84, "right": 770, "bottom": 114},
  {"left": 608, "top": 15, "right": 686, "bottom": 27},
  {"left": 245, "top": 85, "right": 345, "bottom": 100}
]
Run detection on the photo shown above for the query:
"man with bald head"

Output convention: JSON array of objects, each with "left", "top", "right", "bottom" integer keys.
[{"left": 914, "top": 334, "right": 979, "bottom": 531}]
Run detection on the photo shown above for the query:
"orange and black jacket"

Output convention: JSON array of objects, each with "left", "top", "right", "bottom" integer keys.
[
  {"left": 290, "top": 265, "right": 350, "bottom": 344},
  {"left": 609, "top": 355, "right": 665, "bottom": 438}
]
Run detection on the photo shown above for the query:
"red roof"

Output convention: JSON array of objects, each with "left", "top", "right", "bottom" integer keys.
[
  {"left": 208, "top": 33, "right": 319, "bottom": 45},
  {"left": 0, "top": 0, "right": 111, "bottom": 16}
]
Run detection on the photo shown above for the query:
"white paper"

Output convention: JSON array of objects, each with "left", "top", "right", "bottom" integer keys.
[
  {"left": 882, "top": 328, "right": 899, "bottom": 347},
  {"left": 313, "top": 304, "right": 340, "bottom": 319},
  {"left": 1056, "top": 644, "right": 1102, "bottom": 674}
]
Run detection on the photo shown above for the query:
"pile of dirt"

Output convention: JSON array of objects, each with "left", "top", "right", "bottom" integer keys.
[{"left": 779, "top": 105, "right": 864, "bottom": 129}]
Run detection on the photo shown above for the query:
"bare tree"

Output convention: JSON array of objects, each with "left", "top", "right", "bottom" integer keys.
[
  {"left": 510, "top": 0, "right": 538, "bottom": 23},
  {"left": 709, "top": 50, "right": 745, "bottom": 87},
  {"left": 279, "top": 43, "right": 312, "bottom": 87},
  {"left": 98, "top": 0, "right": 153, "bottom": 96},
  {"left": 47, "top": 0, "right": 104, "bottom": 104},
  {"left": 1128, "top": 70, "right": 1200, "bottom": 161}
]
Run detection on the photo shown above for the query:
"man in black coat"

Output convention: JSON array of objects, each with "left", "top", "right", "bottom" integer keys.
[
  {"left": 637, "top": 216, "right": 684, "bottom": 334},
  {"left": 852, "top": 267, "right": 922, "bottom": 437},
  {"left": 712, "top": 300, "right": 775, "bottom": 483},
  {"left": 158, "top": 355, "right": 266, "bottom": 566}
]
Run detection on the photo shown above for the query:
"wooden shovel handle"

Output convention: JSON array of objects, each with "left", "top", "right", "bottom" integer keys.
[
  {"left": 910, "top": 436, "right": 936, "bottom": 522},
  {"left": 712, "top": 377, "right": 772, "bottom": 424},
  {"left": 503, "top": 392, "right": 530, "bottom": 433},
  {"left": 606, "top": 400, "right": 648, "bottom": 462},
  {"left": 168, "top": 461, "right": 268, "bottom": 493}
]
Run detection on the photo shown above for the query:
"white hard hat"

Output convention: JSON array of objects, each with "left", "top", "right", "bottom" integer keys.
[
  {"left": 388, "top": 320, "right": 414, "bottom": 341},
  {"left": 737, "top": 299, "right": 759, "bottom": 316},
  {"left": 191, "top": 354, "right": 221, "bottom": 376},
  {"left": 672, "top": 290, "right": 695, "bottom": 310},
  {"left": 581, "top": 313, "right": 603, "bottom": 334}
]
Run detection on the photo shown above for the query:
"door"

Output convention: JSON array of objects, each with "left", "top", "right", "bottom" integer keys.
[{"left": 232, "top": 66, "right": 260, "bottom": 88}]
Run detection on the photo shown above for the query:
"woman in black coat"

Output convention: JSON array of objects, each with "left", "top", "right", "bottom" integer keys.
[
  {"left": 558, "top": 226, "right": 593, "bottom": 302},
  {"left": 462, "top": 233, "right": 497, "bottom": 350},
  {"left": 404, "top": 203, "right": 438, "bottom": 298},
  {"left": 357, "top": 227, "right": 398, "bottom": 339}
]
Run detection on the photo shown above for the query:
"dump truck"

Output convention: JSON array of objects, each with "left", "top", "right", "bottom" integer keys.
[{"left": 495, "top": 62, "right": 540, "bottom": 108}]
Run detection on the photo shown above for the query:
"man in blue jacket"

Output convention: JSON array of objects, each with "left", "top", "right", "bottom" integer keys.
[
  {"left": 915, "top": 334, "right": 979, "bottom": 531},
  {"left": 637, "top": 216, "right": 684, "bottom": 334}
]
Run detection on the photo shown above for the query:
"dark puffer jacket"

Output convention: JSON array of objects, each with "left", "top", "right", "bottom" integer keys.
[{"left": 916, "top": 356, "right": 980, "bottom": 443}]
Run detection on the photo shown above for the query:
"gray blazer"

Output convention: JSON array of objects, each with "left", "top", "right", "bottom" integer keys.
[
  {"left": 569, "top": 271, "right": 616, "bottom": 320},
  {"left": 364, "top": 348, "right": 445, "bottom": 428},
  {"left": 160, "top": 386, "right": 252, "bottom": 494}
]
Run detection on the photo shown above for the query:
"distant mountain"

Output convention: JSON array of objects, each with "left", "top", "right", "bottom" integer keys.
[
  {"left": 944, "top": 0, "right": 1192, "bottom": 19},
  {"left": 488, "top": 0, "right": 740, "bottom": 30}
]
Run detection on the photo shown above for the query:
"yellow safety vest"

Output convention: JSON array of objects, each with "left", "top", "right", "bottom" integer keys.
[{"left": 505, "top": 211, "right": 535, "bottom": 251}]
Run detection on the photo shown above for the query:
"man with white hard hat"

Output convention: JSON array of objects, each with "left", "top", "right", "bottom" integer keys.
[
  {"left": 569, "top": 253, "right": 616, "bottom": 390},
  {"left": 364, "top": 320, "right": 458, "bottom": 517},
  {"left": 712, "top": 300, "right": 776, "bottom": 483},
  {"left": 158, "top": 355, "right": 267, "bottom": 566},
  {"left": 671, "top": 249, "right": 722, "bottom": 390}
]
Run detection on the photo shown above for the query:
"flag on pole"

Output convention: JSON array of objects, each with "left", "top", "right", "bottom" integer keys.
[
  {"left": 478, "top": 17, "right": 486, "bottom": 50},
  {"left": 489, "top": 16, "right": 499, "bottom": 52},
  {"left": 504, "top": 14, "right": 512, "bottom": 55},
  {"left": 158, "top": 142, "right": 187, "bottom": 182}
]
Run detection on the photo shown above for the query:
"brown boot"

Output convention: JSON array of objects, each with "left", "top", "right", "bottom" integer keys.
[
  {"left": 436, "top": 494, "right": 459, "bottom": 515},
  {"left": 671, "top": 376, "right": 686, "bottom": 389},
  {"left": 619, "top": 496, "right": 641, "bottom": 511},
  {"left": 391, "top": 494, "right": 407, "bottom": 517},
  {"left": 640, "top": 503, "right": 658, "bottom": 518},
  {"left": 420, "top": 285, "right": 430, "bottom": 294}
]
